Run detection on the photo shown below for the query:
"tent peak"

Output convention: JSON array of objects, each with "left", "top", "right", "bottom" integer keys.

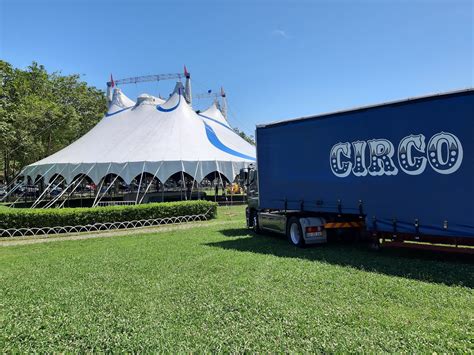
[
  {"left": 137, "top": 93, "right": 164, "bottom": 105},
  {"left": 109, "top": 88, "right": 135, "bottom": 111},
  {"left": 171, "top": 81, "right": 186, "bottom": 97}
]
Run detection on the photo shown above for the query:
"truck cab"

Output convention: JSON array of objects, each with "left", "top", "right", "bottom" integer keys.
[{"left": 239, "top": 165, "right": 328, "bottom": 247}]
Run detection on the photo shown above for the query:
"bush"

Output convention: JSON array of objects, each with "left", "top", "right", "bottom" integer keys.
[{"left": 0, "top": 200, "right": 217, "bottom": 229}]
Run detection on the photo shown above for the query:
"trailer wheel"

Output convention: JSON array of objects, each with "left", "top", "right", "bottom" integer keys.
[{"left": 287, "top": 217, "right": 305, "bottom": 247}]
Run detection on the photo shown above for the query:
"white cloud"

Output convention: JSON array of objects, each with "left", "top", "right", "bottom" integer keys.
[{"left": 272, "top": 29, "right": 291, "bottom": 39}]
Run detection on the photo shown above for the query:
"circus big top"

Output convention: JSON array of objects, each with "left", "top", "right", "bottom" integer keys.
[{"left": 19, "top": 76, "right": 255, "bottom": 205}]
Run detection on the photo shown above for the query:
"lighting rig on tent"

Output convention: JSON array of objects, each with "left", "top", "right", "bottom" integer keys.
[
  {"left": 106, "top": 66, "right": 192, "bottom": 105},
  {"left": 194, "top": 87, "right": 228, "bottom": 120}
]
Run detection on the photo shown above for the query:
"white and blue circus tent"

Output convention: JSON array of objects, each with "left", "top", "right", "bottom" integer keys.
[{"left": 22, "top": 83, "right": 256, "bottom": 189}]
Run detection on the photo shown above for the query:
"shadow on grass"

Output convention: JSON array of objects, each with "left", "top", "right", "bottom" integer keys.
[{"left": 209, "top": 228, "right": 474, "bottom": 288}]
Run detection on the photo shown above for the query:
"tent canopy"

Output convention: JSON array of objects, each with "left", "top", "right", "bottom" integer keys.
[
  {"left": 199, "top": 102, "right": 231, "bottom": 128},
  {"left": 24, "top": 84, "right": 256, "bottom": 185}
]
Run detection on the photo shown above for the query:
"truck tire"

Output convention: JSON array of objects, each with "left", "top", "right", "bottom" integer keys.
[{"left": 287, "top": 217, "right": 305, "bottom": 247}]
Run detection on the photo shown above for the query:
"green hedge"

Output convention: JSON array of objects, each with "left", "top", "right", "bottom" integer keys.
[{"left": 0, "top": 200, "right": 217, "bottom": 229}]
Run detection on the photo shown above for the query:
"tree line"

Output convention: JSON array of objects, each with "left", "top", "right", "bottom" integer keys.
[
  {"left": 233, "top": 127, "right": 255, "bottom": 146},
  {"left": 0, "top": 61, "right": 106, "bottom": 184}
]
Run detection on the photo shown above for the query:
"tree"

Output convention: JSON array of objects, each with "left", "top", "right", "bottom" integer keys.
[
  {"left": 0, "top": 60, "right": 106, "bottom": 184},
  {"left": 233, "top": 127, "right": 255, "bottom": 145}
]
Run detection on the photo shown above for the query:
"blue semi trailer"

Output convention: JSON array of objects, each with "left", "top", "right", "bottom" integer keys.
[{"left": 241, "top": 89, "right": 473, "bottom": 251}]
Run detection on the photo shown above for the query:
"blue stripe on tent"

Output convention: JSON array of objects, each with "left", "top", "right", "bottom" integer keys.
[
  {"left": 157, "top": 95, "right": 180, "bottom": 112},
  {"left": 105, "top": 106, "right": 133, "bottom": 117},
  {"left": 203, "top": 121, "right": 256, "bottom": 161},
  {"left": 197, "top": 113, "right": 233, "bottom": 131}
]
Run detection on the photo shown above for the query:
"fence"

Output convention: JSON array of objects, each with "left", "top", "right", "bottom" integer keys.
[
  {"left": 96, "top": 200, "right": 136, "bottom": 207},
  {"left": 0, "top": 212, "right": 211, "bottom": 238}
]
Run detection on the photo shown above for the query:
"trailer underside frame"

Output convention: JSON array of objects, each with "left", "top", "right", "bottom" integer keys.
[{"left": 373, "top": 231, "right": 474, "bottom": 254}]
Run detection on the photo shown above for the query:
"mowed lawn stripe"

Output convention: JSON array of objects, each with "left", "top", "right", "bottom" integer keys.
[{"left": 1, "top": 207, "right": 473, "bottom": 352}]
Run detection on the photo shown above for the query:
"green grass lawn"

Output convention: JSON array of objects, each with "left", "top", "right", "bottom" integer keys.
[{"left": 1, "top": 206, "right": 473, "bottom": 352}]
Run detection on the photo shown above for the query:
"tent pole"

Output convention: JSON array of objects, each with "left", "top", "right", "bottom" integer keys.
[
  {"left": 161, "top": 179, "right": 164, "bottom": 202},
  {"left": 30, "top": 164, "right": 66, "bottom": 208},
  {"left": 214, "top": 171, "right": 217, "bottom": 203},
  {"left": 92, "top": 162, "right": 112, "bottom": 207},
  {"left": 190, "top": 161, "right": 199, "bottom": 200},
  {"left": 216, "top": 161, "right": 221, "bottom": 203},
  {"left": 198, "top": 161, "right": 203, "bottom": 200},
  {"left": 44, "top": 178, "right": 76, "bottom": 209},
  {"left": 216, "top": 161, "right": 226, "bottom": 207},
  {"left": 58, "top": 164, "right": 96, "bottom": 208},
  {"left": 1, "top": 167, "right": 27, "bottom": 199},
  {"left": 0, "top": 168, "right": 27, "bottom": 202},
  {"left": 58, "top": 175, "right": 86, "bottom": 208},
  {"left": 8, "top": 179, "right": 28, "bottom": 208},
  {"left": 92, "top": 177, "right": 105, "bottom": 207},
  {"left": 43, "top": 177, "right": 76, "bottom": 209},
  {"left": 197, "top": 179, "right": 200, "bottom": 200},
  {"left": 180, "top": 171, "right": 184, "bottom": 201},
  {"left": 139, "top": 161, "right": 163, "bottom": 205},
  {"left": 41, "top": 164, "right": 81, "bottom": 208},
  {"left": 43, "top": 164, "right": 83, "bottom": 209},
  {"left": 231, "top": 164, "right": 236, "bottom": 206},
  {"left": 93, "top": 162, "right": 129, "bottom": 207},
  {"left": 1, "top": 165, "right": 42, "bottom": 202},
  {"left": 135, "top": 161, "right": 146, "bottom": 205},
  {"left": 58, "top": 177, "right": 82, "bottom": 208}
]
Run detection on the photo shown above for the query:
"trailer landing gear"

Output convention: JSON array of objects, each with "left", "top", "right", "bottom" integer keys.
[{"left": 246, "top": 208, "right": 261, "bottom": 234}]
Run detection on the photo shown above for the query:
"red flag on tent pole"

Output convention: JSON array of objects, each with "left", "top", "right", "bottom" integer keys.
[
  {"left": 184, "top": 65, "right": 189, "bottom": 78},
  {"left": 110, "top": 74, "right": 115, "bottom": 88}
]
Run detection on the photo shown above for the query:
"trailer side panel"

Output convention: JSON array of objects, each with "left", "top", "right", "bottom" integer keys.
[{"left": 256, "top": 90, "right": 474, "bottom": 238}]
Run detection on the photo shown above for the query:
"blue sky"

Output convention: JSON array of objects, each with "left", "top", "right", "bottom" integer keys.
[{"left": 1, "top": 0, "right": 472, "bottom": 135}]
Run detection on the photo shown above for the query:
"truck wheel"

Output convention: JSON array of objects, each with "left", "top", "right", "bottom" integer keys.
[{"left": 287, "top": 217, "right": 305, "bottom": 247}]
